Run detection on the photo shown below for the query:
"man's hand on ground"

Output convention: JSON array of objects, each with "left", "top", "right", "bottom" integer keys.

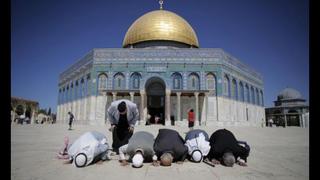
[
  {"left": 176, "top": 161, "right": 184, "bottom": 164},
  {"left": 237, "top": 161, "right": 247, "bottom": 166},
  {"left": 109, "top": 125, "right": 115, "bottom": 132},
  {"left": 211, "top": 159, "right": 221, "bottom": 165},
  {"left": 128, "top": 127, "right": 134, "bottom": 133},
  {"left": 152, "top": 160, "right": 160, "bottom": 166}
]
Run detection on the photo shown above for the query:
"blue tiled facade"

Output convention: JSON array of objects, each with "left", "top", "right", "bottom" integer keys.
[{"left": 58, "top": 48, "right": 264, "bottom": 106}]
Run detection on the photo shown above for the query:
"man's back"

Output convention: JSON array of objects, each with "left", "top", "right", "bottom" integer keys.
[
  {"left": 208, "top": 129, "right": 249, "bottom": 162},
  {"left": 154, "top": 129, "right": 188, "bottom": 161},
  {"left": 127, "top": 131, "right": 155, "bottom": 161}
]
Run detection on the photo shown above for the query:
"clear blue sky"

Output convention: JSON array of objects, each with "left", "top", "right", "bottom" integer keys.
[{"left": 11, "top": 0, "right": 309, "bottom": 113}]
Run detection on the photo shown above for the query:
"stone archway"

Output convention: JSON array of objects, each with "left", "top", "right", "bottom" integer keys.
[
  {"left": 145, "top": 77, "right": 166, "bottom": 125},
  {"left": 25, "top": 106, "right": 32, "bottom": 124},
  {"left": 287, "top": 109, "right": 300, "bottom": 126}
]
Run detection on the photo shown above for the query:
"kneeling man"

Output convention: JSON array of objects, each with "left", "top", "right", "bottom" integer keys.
[
  {"left": 118, "top": 131, "right": 158, "bottom": 168},
  {"left": 153, "top": 129, "right": 188, "bottom": 166}
]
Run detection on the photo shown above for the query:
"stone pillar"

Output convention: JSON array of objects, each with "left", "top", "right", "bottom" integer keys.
[
  {"left": 140, "top": 90, "right": 146, "bottom": 124},
  {"left": 75, "top": 100, "right": 79, "bottom": 122},
  {"left": 11, "top": 109, "right": 15, "bottom": 124},
  {"left": 31, "top": 110, "right": 35, "bottom": 124},
  {"left": 284, "top": 115, "right": 287, "bottom": 127},
  {"left": 100, "top": 91, "right": 107, "bottom": 125},
  {"left": 105, "top": 93, "right": 108, "bottom": 124},
  {"left": 204, "top": 92, "right": 209, "bottom": 126},
  {"left": 112, "top": 92, "right": 117, "bottom": 102},
  {"left": 130, "top": 92, "right": 135, "bottom": 103},
  {"left": 165, "top": 89, "right": 171, "bottom": 126},
  {"left": 194, "top": 92, "right": 199, "bottom": 126},
  {"left": 176, "top": 92, "right": 181, "bottom": 121},
  {"left": 89, "top": 95, "right": 97, "bottom": 125},
  {"left": 83, "top": 97, "right": 87, "bottom": 123}
]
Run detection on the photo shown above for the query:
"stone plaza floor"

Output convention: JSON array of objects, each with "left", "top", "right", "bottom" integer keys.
[{"left": 11, "top": 123, "right": 309, "bottom": 180}]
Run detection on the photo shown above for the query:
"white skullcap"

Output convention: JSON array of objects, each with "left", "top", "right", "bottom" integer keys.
[
  {"left": 192, "top": 150, "right": 202, "bottom": 162},
  {"left": 132, "top": 153, "right": 144, "bottom": 168},
  {"left": 75, "top": 153, "right": 87, "bottom": 168}
]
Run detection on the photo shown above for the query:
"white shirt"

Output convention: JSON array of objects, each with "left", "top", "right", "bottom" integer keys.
[{"left": 185, "top": 132, "right": 211, "bottom": 156}]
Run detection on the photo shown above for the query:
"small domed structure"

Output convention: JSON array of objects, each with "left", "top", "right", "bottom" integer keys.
[
  {"left": 266, "top": 87, "right": 308, "bottom": 127},
  {"left": 277, "top": 88, "right": 303, "bottom": 100}
]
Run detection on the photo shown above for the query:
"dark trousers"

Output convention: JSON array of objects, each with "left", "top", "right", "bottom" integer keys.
[{"left": 112, "top": 127, "right": 133, "bottom": 153}]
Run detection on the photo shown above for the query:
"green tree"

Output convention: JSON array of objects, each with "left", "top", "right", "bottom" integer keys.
[{"left": 38, "top": 109, "right": 47, "bottom": 115}]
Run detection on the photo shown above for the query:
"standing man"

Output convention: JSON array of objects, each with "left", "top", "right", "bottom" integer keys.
[
  {"left": 118, "top": 131, "right": 158, "bottom": 168},
  {"left": 268, "top": 118, "right": 274, "bottom": 127},
  {"left": 67, "top": 112, "right": 75, "bottom": 130},
  {"left": 206, "top": 129, "right": 250, "bottom": 167},
  {"left": 188, "top": 109, "right": 195, "bottom": 130},
  {"left": 185, "top": 129, "right": 211, "bottom": 163},
  {"left": 107, "top": 99, "right": 139, "bottom": 154},
  {"left": 153, "top": 129, "right": 188, "bottom": 166}
]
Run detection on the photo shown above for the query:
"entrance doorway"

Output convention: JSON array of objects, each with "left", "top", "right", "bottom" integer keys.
[{"left": 145, "top": 77, "right": 165, "bottom": 125}]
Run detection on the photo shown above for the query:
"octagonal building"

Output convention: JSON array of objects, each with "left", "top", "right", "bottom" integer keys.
[{"left": 57, "top": 7, "right": 265, "bottom": 127}]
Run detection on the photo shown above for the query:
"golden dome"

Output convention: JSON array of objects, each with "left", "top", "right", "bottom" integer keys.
[{"left": 123, "top": 10, "right": 199, "bottom": 48}]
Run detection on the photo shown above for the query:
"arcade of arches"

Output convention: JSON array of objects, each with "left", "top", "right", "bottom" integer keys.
[{"left": 11, "top": 97, "right": 39, "bottom": 124}]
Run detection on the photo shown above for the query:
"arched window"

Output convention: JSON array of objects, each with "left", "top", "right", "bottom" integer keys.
[
  {"left": 70, "top": 83, "right": 74, "bottom": 101},
  {"left": 114, "top": 73, "right": 125, "bottom": 90},
  {"left": 98, "top": 73, "right": 107, "bottom": 90},
  {"left": 251, "top": 87, "right": 255, "bottom": 104},
  {"left": 239, "top": 82, "right": 244, "bottom": 102},
  {"left": 260, "top": 90, "right": 264, "bottom": 106},
  {"left": 172, "top": 72, "right": 183, "bottom": 89},
  {"left": 256, "top": 89, "right": 260, "bottom": 105},
  {"left": 206, "top": 73, "right": 216, "bottom": 91},
  {"left": 86, "top": 75, "right": 90, "bottom": 96},
  {"left": 62, "top": 88, "right": 65, "bottom": 103},
  {"left": 75, "top": 81, "right": 79, "bottom": 100},
  {"left": 58, "top": 89, "right": 61, "bottom": 104},
  {"left": 130, "top": 72, "right": 141, "bottom": 89},
  {"left": 66, "top": 85, "right": 69, "bottom": 102},
  {"left": 188, "top": 73, "right": 200, "bottom": 90},
  {"left": 223, "top": 75, "right": 230, "bottom": 97},
  {"left": 81, "top": 78, "right": 85, "bottom": 97},
  {"left": 245, "top": 84, "right": 250, "bottom": 103},
  {"left": 231, "top": 79, "right": 238, "bottom": 100}
]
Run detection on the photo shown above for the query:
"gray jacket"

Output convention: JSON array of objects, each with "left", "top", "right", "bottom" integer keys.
[
  {"left": 127, "top": 131, "right": 156, "bottom": 161},
  {"left": 107, "top": 99, "right": 139, "bottom": 127}
]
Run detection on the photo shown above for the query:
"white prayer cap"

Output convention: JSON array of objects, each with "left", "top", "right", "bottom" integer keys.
[
  {"left": 132, "top": 153, "right": 143, "bottom": 168},
  {"left": 75, "top": 153, "right": 87, "bottom": 168},
  {"left": 191, "top": 150, "right": 202, "bottom": 162}
]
